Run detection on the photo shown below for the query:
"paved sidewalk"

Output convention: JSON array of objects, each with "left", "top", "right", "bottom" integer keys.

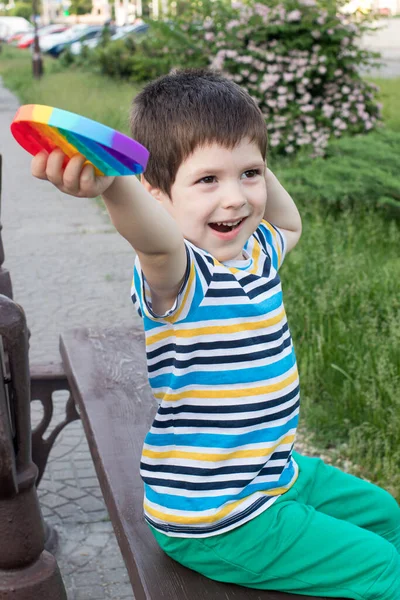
[{"left": 0, "top": 79, "right": 138, "bottom": 599}]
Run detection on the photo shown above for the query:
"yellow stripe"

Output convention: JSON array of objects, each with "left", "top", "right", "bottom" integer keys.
[
  {"left": 262, "top": 220, "right": 281, "bottom": 267},
  {"left": 162, "top": 260, "right": 195, "bottom": 323},
  {"left": 146, "top": 307, "right": 285, "bottom": 346},
  {"left": 144, "top": 464, "right": 298, "bottom": 525},
  {"left": 32, "top": 104, "right": 53, "bottom": 123},
  {"left": 155, "top": 367, "right": 298, "bottom": 402},
  {"left": 250, "top": 239, "right": 261, "bottom": 275},
  {"left": 226, "top": 237, "right": 261, "bottom": 275},
  {"left": 143, "top": 433, "right": 295, "bottom": 463}
]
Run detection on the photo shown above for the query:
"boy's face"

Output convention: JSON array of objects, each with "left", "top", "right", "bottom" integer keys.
[{"left": 158, "top": 138, "right": 267, "bottom": 262}]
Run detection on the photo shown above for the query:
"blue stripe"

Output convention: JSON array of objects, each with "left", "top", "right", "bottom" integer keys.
[
  {"left": 149, "top": 350, "right": 296, "bottom": 389},
  {"left": 145, "top": 413, "right": 298, "bottom": 449},
  {"left": 144, "top": 461, "right": 295, "bottom": 511}
]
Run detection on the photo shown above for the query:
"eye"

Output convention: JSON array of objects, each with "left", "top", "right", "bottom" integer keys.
[
  {"left": 197, "top": 175, "right": 217, "bottom": 184},
  {"left": 241, "top": 169, "right": 262, "bottom": 179}
]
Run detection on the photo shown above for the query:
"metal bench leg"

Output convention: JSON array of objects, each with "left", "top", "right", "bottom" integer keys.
[{"left": 0, "top": 294, "right": 67, "bottom": 599}]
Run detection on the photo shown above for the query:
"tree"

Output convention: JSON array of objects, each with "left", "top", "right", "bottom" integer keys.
[{"left": 69, "top": 0, "right": 92, "bottom": 15}]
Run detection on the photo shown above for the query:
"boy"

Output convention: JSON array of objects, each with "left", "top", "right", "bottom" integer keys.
[{"left": 32, "top": 69, "right": 400, "bottom": 598}]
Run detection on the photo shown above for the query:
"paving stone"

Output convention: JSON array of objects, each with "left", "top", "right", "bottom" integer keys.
[
  {"left": 60, "top": 486, "right": 88, "bottom": 501},
  {"left": 41, "top": 492, "right": 70, "bottom": 509},
  {"left": 73, "top": 571, "right": 103, "bottom": 587},
  {"left": 104, "top": 582, "right": 133, "bottom": 598},
  {"left": 56, "top": 503, "right": 83, "bottom": 520},
  {"left": 103, "top": 567, "right": 131, "bottom": 585},
  {"left": 75, "top": 585, "right": 106, "bottom": 600},
  {"left": 77, "top": 469, "right": 97, "bottom": 481},
  {"left": 80, "top": 477, "right": 101, "bottom": 488},
  {"left": 76, "top": 496, "right": 107, "bottom": 513}
]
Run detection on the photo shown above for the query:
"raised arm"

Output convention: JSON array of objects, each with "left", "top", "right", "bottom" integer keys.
[
  {"left": 31, "top": 150, "right": 187, "bottom": 314},
  {"left": 264, "top": 169, "right": 302, "bottom": 254},
  {"left": 102, "top": 175, "right": 187, "bottom": 313}
]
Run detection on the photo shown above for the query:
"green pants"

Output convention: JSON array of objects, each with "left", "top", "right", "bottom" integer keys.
[{"left": 150, "top": 452, "right": 400, "bottom": 599}]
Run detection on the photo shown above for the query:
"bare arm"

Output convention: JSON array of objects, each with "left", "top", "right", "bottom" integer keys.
[
  {"left": 102, "top": 176, "right": 187, "bottom": 313},
  {"left": 264, "top": 169, "right": 302, "bottom": 253}
]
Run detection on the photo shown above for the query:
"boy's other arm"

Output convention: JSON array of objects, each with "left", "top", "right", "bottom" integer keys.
[
  {"left": 31, "top": 150, "right": 187, "bottom": 314},
  {"left": 264, "top": 169, "right": 302, "bottom": 253}
]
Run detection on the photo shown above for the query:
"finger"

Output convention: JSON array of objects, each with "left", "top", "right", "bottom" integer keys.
[
  {"left": 46, "top": 148, "right": 67, "bottom": 187},
  {"left": 63, "top": 153, "right": 86, "bottom": 194},
  {"left": 31, "top": 151, "right": 49, "bottom": 180},
  {"left": 79, "top": 163, "right": 96, "bottom": 196}
]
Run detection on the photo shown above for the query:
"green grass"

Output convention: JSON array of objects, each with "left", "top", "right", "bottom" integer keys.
[
  {"left": 282, "top": 211, "right": 400, "bottom": 496},
  {"left": 0, "top": 46, "right": 139, "bottom": 133},
  {"left": 1, "top": 45, "right": 400, "bottom": 498}
]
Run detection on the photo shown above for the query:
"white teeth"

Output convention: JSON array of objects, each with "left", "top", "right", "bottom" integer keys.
[{"left": 215, "top": 219, "right": 242, "bottom": 227}]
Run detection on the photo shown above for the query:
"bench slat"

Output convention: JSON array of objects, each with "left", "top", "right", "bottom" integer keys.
[{"left": 60, "top": 326, "right": 343, "bottom": 600}]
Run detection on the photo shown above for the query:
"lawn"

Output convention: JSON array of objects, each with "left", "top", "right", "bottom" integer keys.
[{"left": 1, "top": 45, "right": 399, "bottom": 498}]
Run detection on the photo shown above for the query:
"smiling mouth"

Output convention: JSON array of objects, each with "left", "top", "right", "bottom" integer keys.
[{"left": 209, "top": 218, "right": 245, "bottom": 233}]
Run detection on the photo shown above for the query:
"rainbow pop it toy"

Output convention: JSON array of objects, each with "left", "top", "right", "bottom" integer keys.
[{"left": 11, "top": 104, "right": 149, "bottom": 176}]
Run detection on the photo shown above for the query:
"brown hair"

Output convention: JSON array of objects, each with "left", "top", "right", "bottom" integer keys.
[{"left": 130, "top": 68, "right": 268, "bottom": 196}]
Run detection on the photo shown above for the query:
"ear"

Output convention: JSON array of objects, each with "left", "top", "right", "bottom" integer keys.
[{"left": 140, "top": 175, "right": 168, "bottom": 203}]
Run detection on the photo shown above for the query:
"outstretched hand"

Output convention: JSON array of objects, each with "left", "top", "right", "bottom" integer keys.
[{"left": 31, "top": 149, "right": 116, "bottom": 198}]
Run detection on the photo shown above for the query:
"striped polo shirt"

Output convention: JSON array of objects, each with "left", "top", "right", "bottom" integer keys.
[{"left": 131, "top": 220, "right": 300, "bottom": 538}]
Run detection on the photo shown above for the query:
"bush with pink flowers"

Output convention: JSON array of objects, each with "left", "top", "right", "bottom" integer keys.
[{"left": 200, "top": 0, "right": 382, "bottom": 155}]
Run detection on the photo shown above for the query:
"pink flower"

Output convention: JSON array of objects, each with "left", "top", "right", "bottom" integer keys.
[
  {"left": 205, "top": 32, "right": 215, "bottom": 42},
  {"left": 318, "top": 65, "right": 327, "bottom": 74},
  {"left": 284, "top": 72, "right": 294, "bottom": 82},
  {"left": 227, "top": 20, "right": 240, "bottom": 30},
  {"left": 287, "top": 9, "right": 301, "bottom": 21}
]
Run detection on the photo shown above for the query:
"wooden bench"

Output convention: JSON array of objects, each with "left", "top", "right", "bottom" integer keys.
[{"left": 60, "top": 325, "right": 347, "bottom": 600}]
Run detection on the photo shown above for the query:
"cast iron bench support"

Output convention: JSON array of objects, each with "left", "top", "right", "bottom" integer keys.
[
  {"left": 60, "top": 325, "right": 348, "bottom": 600},
  {"left": 0, "top": 294, "right": 67, "bottom": 599}
]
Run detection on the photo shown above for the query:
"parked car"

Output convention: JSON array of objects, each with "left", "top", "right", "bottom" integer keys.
[
  {"left": 0, "top": 16, "right": 32, "bottom": 41},
  {"left": 45, "top": 25, "right": 103, "bottom": 57},
  {"left": 7, "top": 29, "right": 33, "bottom": 44},
  {"left": 69, "top": 22, "right": 148, "bottom": 55},
  {"left": 39, "top": 24, "right": 93, "bottom": 53},
  {"left": 17, "top": 24, "right": 68, "bottom": 49}
]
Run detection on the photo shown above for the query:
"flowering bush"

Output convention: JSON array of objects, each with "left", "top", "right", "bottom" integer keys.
[{"left": 198, "top": 0, "right": 381, "bottom": 155}]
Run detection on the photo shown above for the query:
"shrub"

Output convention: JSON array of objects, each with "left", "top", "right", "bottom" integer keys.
[
  {"left": 272, "top": 128, "right": 400, "bottom": 216},
  {"left": 206, "top": 0, "right": 381, "bottom": 155}
]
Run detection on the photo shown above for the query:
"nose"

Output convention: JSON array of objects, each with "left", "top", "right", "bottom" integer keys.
[{"left": 220, "top": 182, "right": 247, "bottom": 210}]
